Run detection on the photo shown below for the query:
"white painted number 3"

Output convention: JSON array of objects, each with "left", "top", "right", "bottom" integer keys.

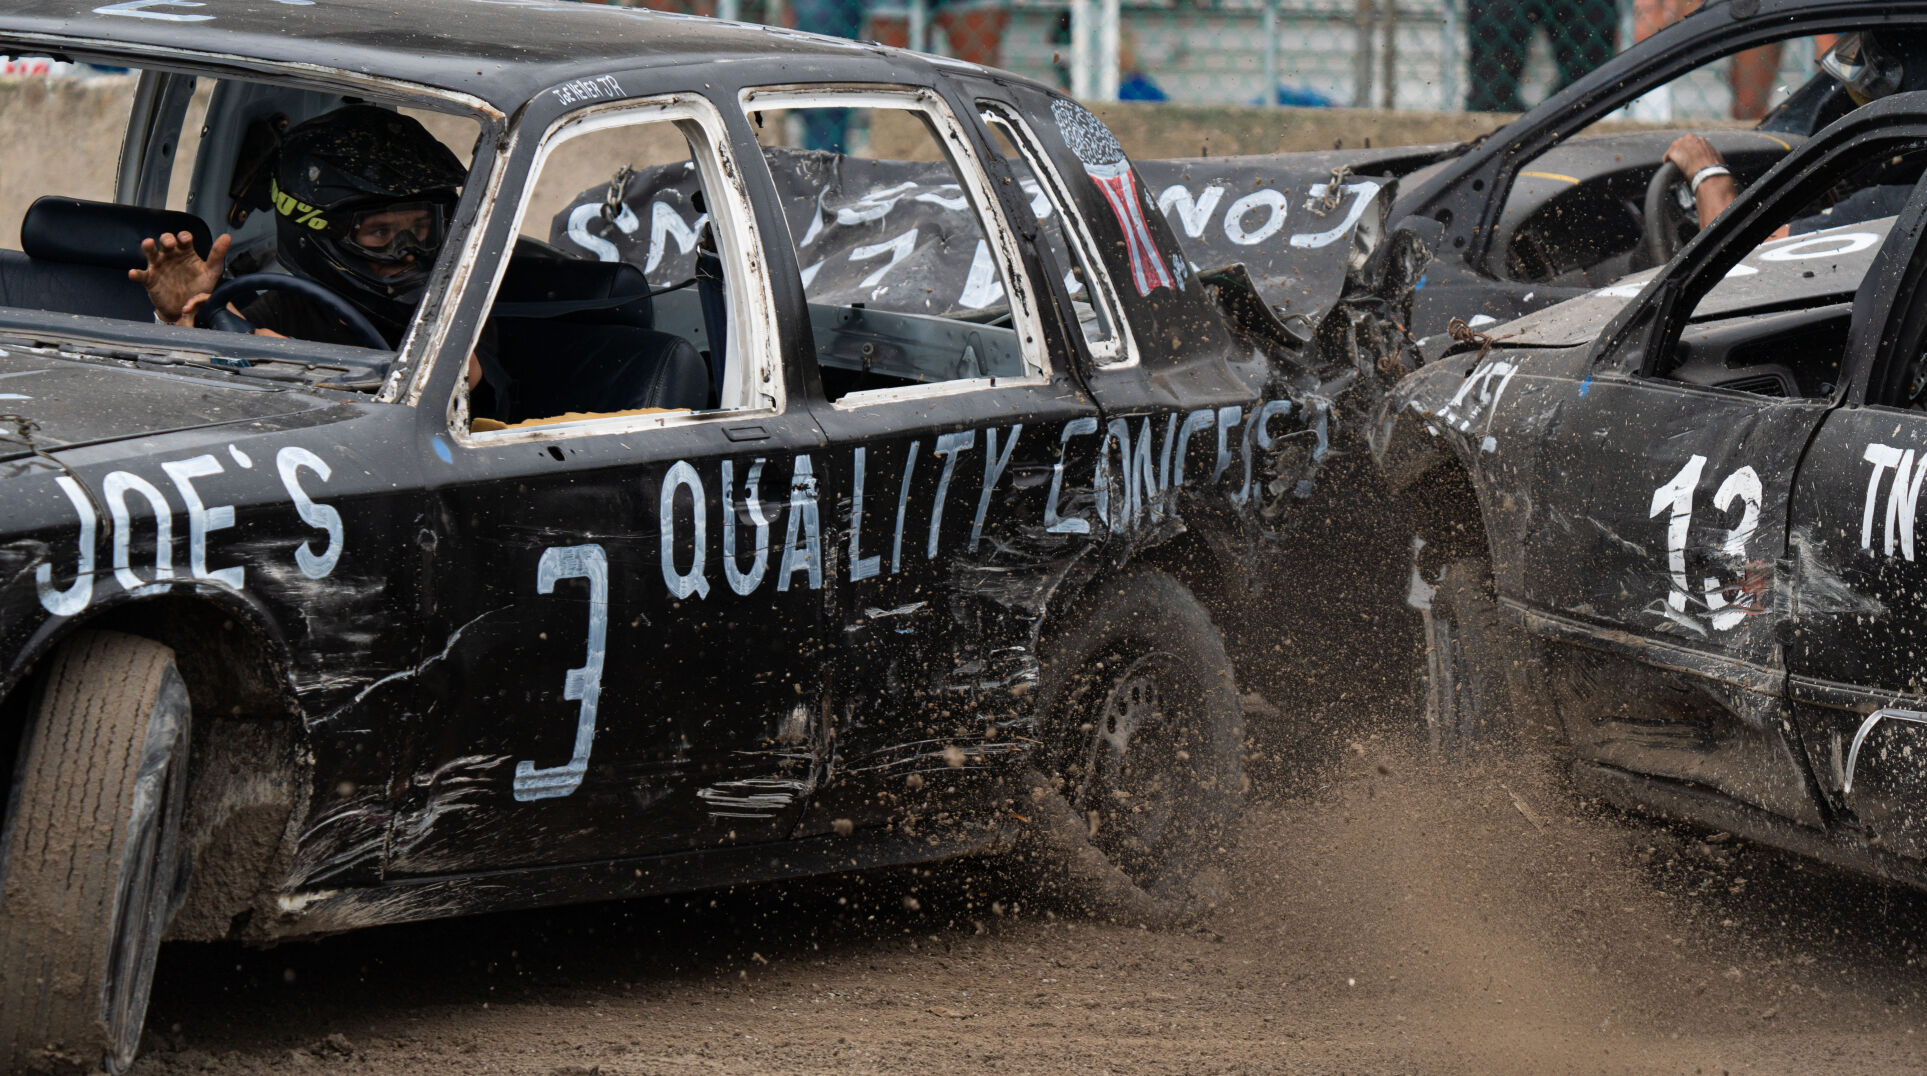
[
  {"left": 513, "top": 544, "right": 610, "bottom": 802},
  {"left": 1649, "top": 455, "right": 1762, "bottom": 632}
]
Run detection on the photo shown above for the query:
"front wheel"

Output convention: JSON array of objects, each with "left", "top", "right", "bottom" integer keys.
[
  {"left": 1421, "top": 558, "right": 1559, "bottom": 752},
  {"left": 0, "top": 632, "right": 193, "bottom": 1075},
  {"left": 1020, "top": 570, "right": 1243, "bottom": 925}
]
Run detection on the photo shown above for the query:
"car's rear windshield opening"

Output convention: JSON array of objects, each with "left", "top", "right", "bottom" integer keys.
[{"left": 0, "top": 58, "right": 482, "bottom": 383}]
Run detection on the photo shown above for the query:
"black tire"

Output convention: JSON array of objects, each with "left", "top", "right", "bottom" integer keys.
[
  {"left": 1422, "top": 558, "right": 1551, "bottom": 751},
  {"left": 1019, "top": 570, "right": 1243, "bottom": 926},
  {"left": 0, "top": 632, "right": 193, "bottom": 1075}
]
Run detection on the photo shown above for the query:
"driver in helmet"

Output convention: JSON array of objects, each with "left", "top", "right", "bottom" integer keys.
[
  {"left": 132, "top": 105, "right": 482, "bottom": 387},
  {"left": 1667, "top": 32, "right": 1920, "bottom": 234}
]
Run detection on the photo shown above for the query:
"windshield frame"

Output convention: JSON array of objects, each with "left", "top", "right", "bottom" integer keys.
[{"left": 0, "top": 35, "right": 505, "bottom": 405}]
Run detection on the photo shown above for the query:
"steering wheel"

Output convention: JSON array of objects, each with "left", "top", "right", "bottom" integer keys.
[
  {"left": 198, "top": 273, "right": 390, "bottom": 351},
  {"left": 1642, "top": 160, "right": 1698, "bottom": 267}
]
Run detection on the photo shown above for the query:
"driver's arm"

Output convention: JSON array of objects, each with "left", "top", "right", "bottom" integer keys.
[
  {"left": 1665, "top": 136, "right": 1741, "bottom": 229},
  {"left": 141, "top": 229, "right": 481, "bottom": 385},
  {"left": 174, "top": 291, "right": 484, "bottom": 387},
  {"left": 1664, "top": 136, "right": 1792, "bottom": 238}
]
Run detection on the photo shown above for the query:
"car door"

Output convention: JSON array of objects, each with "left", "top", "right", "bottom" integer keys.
[
  {"left": 729, "top": 83, "right": 1108, "bottom": 837},
  {"left": 1785, "top": 170, "right": 1927, "bottom": 857},
  {"left": 1493, "top": 116, "right": 1921, "bottom": 823},
  {"left": 386, "top": 87, "right": 830, "bottom": 876}
]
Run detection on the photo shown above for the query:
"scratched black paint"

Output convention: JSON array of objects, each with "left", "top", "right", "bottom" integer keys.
[
  {"left": 1376, "top": 95, "right": 1927, "bottom": 895},
  {"left": 0, "top": 0, "right": 1406, "bottom": 973}
]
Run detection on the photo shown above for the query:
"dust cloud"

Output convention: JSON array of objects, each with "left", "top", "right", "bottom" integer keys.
[{"left": 129, "top": 720, "right": 1927, "bottom": 1074}]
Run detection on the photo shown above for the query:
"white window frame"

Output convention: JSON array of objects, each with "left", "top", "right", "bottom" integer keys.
[
  {"left": 739, "top": 85, "right": 1050, "bottom": 409},
  {"left": 451, "top": 93, "right": 783, "bottom": 445},
  {"left": 978, "top": 102, "right": 1139, "bottom": 370}
]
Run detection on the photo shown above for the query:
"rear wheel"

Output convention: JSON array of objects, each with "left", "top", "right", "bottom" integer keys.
[
  {"left": 0, "top": 632, "right": 192, "bottom": 1075},
  {"left": 1020, "top": 571, "right": 1243, "bottom": 925}
]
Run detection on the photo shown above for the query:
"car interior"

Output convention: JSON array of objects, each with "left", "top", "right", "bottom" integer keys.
[
  {"left": 1500, "top": 36, "right": 1902, "bottom": 290},
  {"left": 0, "top": 196, "right": 210, "bottom": 323},
  {"left": 1657, "top": 144, "right": 1927, "bottom": 399},
  {"left": 0, "top": 64, "right": 737, "bottom": 427},
  {"left": 472, "top": 108, "right": 758, "bottom": 432},
  {"left": 744, "top": 102, "right": 1030, "bottom": 402}
]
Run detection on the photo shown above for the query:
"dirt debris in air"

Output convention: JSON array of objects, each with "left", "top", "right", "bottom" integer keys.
[{"left": 133, "top": 730, "right": 1927, "bottom": 1074}]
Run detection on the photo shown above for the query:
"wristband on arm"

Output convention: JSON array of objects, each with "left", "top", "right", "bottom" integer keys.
[{"left": 1690, "top": 164, "right": 1732, "bottom": 196}]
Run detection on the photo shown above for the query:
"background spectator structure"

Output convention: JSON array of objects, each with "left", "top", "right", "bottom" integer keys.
[{"left": 566, "top": 0, "right": 1830, "bottom": 122}]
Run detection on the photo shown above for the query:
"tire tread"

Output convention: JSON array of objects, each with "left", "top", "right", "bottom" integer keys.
[{"left": 1, "top": 632, "right": 175, "bottom": 1074}]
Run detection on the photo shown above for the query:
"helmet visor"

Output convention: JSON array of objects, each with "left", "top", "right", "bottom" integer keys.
[
  {"left": 1823, "top": 32, "right": 1904, "bottom": 106},
  {"left": 340, "top": 201, "right": 449, "bottom": 265}
]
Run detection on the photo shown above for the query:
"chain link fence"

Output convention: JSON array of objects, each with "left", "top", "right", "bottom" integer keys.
[{"left": 574, "top": 0, "right": 1834, "bottom": 121}]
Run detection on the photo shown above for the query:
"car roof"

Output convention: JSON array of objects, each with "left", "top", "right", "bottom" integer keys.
[{"left": 0, "top": 0, "right": 907, "bottom": 112}]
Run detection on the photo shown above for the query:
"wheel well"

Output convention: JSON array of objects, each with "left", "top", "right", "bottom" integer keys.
[
  {"left": 1133, "top": 529, "right": 1238, "bottom": 624},
  {"left": 82, "top": 596, "right": 296, "bottom": 726},
  {"left": 1403, "top": 458, "right": 1489, "bottom": 570},
  {"left": 1, "top": 597, "right": 306, "bottom": 942}
]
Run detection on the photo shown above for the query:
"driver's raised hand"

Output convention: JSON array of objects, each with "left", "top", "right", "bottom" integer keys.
[{"left": 130, "top": 230, "right": 232, "bottom": 325}]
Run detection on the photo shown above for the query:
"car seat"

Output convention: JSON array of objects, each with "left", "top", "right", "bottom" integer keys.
[
  {"left": 488, "top": 319, "right": 709, "bottom": 423},
  {"left": 492, "top": 252, "right": 655, "bottom": 329},
  {"left": 486, "top": 252, "right": 707, "bottom": 421},
  {"left": 0, "top": 198, "right": 212, "bottom": 322}
]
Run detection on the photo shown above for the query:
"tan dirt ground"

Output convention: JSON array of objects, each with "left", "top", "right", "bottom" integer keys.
[{"left": 128, "top": 724, "right": 1927, "bottom": 1075}]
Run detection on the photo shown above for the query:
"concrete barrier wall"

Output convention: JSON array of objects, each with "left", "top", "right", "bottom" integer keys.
[{"left": 0, "top": 77, "right": 137, "bottom": 242}]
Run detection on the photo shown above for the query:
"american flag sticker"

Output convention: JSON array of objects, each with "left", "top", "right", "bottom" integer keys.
[{"left": 1052, "top": 99, "right": 1174, "bottom": 297}]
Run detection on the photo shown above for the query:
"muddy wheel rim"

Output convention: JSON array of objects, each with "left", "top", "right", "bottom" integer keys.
[{"left": 1078, "top": 651, "right": 1199, "bottom": 889}]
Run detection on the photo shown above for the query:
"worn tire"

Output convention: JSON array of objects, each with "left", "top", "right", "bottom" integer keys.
[
  {"left": 1422, "top": 559, "right": 1552, "bottom": 751},
  {"left": 0, "top": 632, "right": 192, "bottom": 1075},
  {"left": 1018, "top": 570, "right": 1243, "bottom": 926}
]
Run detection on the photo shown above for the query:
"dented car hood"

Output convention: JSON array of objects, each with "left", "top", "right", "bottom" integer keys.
[
  {"left": 1452, "top": 217, "right": 1896, "bottom": 353},
  {"left": 0, "top": 350, "right": 330, "bottom": 461}
]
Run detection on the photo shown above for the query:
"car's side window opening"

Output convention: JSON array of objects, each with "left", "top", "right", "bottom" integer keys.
[
  {"left": 0, "top": 65, "right": 484, "bottom": 385},
  {"left": 978, "top": 102, "right": 1132, "bottom": 366},
  {"left": 0, "top": 69, "right": 203, "bottom": 328},
  {"left": 463, "top": 99, "right": 768, "bottom": 434},
  {"left": 740, "top": 88, "right": 1045, "bottom": 404},
  {"left": 1503, "top": 28, "right": 1914, "bottom": 290},
  {"left": 1658, "top": 144, "right": 1927, "bottom": 400}
]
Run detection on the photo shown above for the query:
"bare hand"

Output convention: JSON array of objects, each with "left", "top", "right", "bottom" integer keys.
[
  {"left": 130, "top": 230, "right": 232, "bottom": 324},
  {"left": 177, "top": 290, "right": 212, "bottom": 328},
  {"left": 1664, "top": 135, "right": 1725, "bottom": 178}
]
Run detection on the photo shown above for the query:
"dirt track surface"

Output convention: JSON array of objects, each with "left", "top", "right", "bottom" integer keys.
[{"left": 127, "top": 725, "right": 1927, "bottom": 1076}]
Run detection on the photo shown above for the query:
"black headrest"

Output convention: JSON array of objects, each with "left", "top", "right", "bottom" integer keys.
[
  {"left": 493, "top": 255, "right": 652, "bottom": 329},
  {"left": 21, "top": 197, "right": 212, "bottom": 270}
]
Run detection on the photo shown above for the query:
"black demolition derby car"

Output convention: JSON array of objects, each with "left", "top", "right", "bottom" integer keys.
[
  {"left": 1377, "top": 90, "right": 1927, "bottom": 904},
  {"left": 0, "top": 1, "right": 1418, "bottom": 1071}
]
